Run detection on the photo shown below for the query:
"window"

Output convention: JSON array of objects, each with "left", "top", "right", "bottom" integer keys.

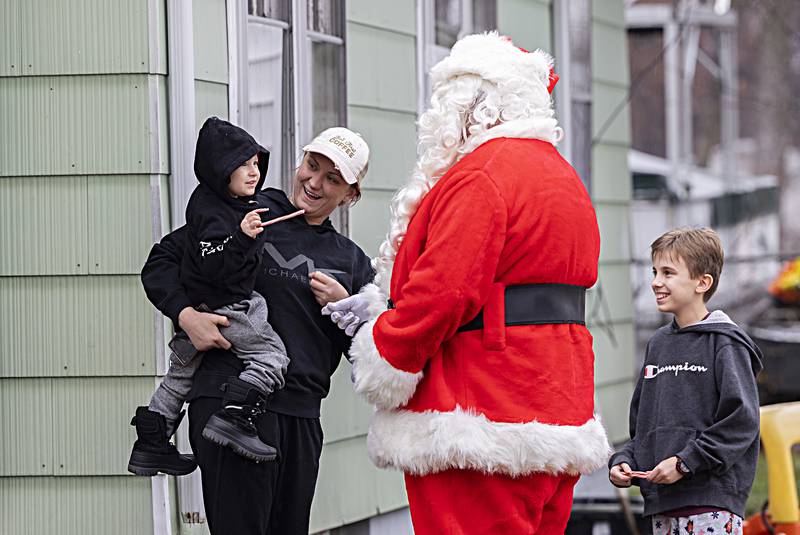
[
  {"left": 232, "top": 0, "right": 346, "bottom": 193},
  {"left": 303, "top": 1, "right": 346, "bottom": 144},
  {"left": 417, "top": 0, "right": 497, "bottom": 113}
]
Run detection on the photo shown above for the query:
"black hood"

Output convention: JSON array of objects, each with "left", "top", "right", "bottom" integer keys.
[
  {"left": 670, "top": 310, "right": 764, "bottom": 375},
  {"left": 194, "top": 117, "right": 270, "bottom": 203}
]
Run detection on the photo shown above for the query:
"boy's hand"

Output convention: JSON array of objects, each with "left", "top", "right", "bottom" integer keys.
[
  {"left": 240, "top": 208, "right": 269, "bottom": 239},
  {"left": 647, "top": 456, "right": 684, "bottom": 484},
  {"left": 310, "top": 271, "right": 348, "bottom": 306},
  {"left": 178, "top": 307, "right": 231, "bottom": 351},
  {"left": 609, "top": 462, "right": 633, "bottom": 487}
]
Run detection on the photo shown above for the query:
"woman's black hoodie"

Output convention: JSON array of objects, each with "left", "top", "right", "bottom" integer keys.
[{"left": 180, "top": 117, "right": 270, "bottom": 309}]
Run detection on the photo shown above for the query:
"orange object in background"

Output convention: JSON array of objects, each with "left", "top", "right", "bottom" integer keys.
[
  {"left": 743, "top": 403, "right": 800, "bottom": 535},
  {"left": 768, "top": 258, "right": 800, "bottom": 305},
  {"left": 744, "top": 509, "right": 800, "bottom": 535}
]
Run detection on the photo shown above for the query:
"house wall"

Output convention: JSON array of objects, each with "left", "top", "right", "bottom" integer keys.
[
  {"left": 590, "top": 0, "right": 636, "bottom": 443},
  {"left": 0, "top": 0, "right": 170, "bottom": 533},
  {"left": 0, "top": 1, "right": 635, "bottom": 533}
]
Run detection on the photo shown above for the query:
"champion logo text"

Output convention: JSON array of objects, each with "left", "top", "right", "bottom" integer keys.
[{"left": 644, "top": 362, "right": 709, "bottom": 379}]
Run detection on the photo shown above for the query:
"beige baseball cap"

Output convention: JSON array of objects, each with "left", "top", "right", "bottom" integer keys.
[{"left": 302, "top": 127, "right": 370, "bottom": 185}]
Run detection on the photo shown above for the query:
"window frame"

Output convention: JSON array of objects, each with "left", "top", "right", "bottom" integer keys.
[
  {"left": 228, "top": 0, "right": 347, "bottom": 212},
  {"left": 416, "top": 0, "right": 495, "bottom": 116}
]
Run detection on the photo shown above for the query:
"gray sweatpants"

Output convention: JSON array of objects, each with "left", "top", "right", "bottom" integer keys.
[{"left": 148, "top": 291, "right": 289, "bottom": 435}]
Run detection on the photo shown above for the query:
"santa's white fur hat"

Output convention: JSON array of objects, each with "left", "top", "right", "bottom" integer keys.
[{"left": 430, "top": 32, "right": 558, "bottom": 95}]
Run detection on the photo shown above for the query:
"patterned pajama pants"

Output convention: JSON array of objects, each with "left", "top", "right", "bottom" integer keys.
[{"left": 652, "top": 511, "right": 744, "bottom": 535}]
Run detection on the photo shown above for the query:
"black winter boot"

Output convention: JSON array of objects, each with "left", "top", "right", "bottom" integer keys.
[
  {"left": 127, "top": 407, "right": 197, "bottom": 476},
  {"left": 201, "top": 378, "right": 277, "bottom": 462}
]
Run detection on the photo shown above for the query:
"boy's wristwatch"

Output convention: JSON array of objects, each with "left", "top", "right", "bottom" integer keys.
[{"left": 675, "top": 456, "right": 690, "bottom": 475}]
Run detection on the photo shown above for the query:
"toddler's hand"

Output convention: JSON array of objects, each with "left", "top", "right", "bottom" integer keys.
[
  {"left": 647, "top": 456, "right": 684, "bottom": 484},
  {"left": 609, "top": 462, "right": 633, "bottom": 487},
  {"left": 240, "top": 208, "right": 269, "bottom": 239}
]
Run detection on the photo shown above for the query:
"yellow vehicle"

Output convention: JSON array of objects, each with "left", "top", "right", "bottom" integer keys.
[{"left": 744, "top": 402, "right": 800, "bottom": 535}]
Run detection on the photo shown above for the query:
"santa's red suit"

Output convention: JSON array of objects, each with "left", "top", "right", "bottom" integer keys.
[{"left": 348, "top": 33, "right": 611, "bottom": 534}]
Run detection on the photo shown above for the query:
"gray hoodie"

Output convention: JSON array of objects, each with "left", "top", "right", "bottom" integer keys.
[{"left": 609, "top": 310, "right": 763, "bottom": 517}]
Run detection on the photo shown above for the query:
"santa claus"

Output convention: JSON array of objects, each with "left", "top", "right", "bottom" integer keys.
[{"left": 324, "top": 32, "right": 612, "bottom": 534}]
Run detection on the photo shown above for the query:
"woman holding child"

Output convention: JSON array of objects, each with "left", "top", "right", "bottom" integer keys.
[{"left": 140, "top": 125, "right": 374, "bottom": 535}]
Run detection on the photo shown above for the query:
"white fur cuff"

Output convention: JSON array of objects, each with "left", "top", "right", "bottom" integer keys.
[
  {"left": 357, "top": 283, "right": 389, "bottom": 319},
  {"left": 367, "top": 407, "right": 613, "bottom": 477},
  {"left": 350, "top": 317, "right": 424, "bottom": 410}
]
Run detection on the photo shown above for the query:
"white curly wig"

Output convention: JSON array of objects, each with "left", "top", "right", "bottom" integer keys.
[{"left": 372, "top": 33, "right": 563, "bottom": 293}]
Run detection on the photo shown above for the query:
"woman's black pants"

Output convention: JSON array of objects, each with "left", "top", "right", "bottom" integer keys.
[{"left": 188, "top": 397, "right": 323, "bottom": 535}]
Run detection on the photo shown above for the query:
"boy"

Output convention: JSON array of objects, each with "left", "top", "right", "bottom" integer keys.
[
  {"left": 609, "top": 227, "right": 762, "bottom": 534},
  {"left": 127, "top": 117, "right": 289, "bottom": 476}
]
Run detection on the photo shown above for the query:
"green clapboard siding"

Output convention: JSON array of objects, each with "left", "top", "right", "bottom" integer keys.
[
  {"left": 587, "top": 263, "right": 635, "bottom": 325},
  {"left": 593, "top": 0, "right": 627, "bottom": 28},
  {"left": 0, "top": 379, "right": 53, "bottom": 476},
  {"left": 87, "top": 175, "right": 155, "bottom": 274},
  {"left": 320, "top": 360, "right": 371, "bottom": 444},
  {"left": 0, "top": 1, "right": 168, "bottom": 532},
  {"left": 0, "top": 175, "right": 155, "bottom": 276},
  {"left": 156, "top": 174, "right": 171, "bottom": 239},
  {"left": 498, "top": 0, "right": 552, "bottom": 53},
  {"left": 347, "top": 0, "right": 416, "bottom": 35},
  {"left": 348, "top": 105, "right": 417, "bottom": 191},
  {"left": 592, "top": 21, "right": 630, "bottom": 86},
  {"left": 311, "top": 436, "right": 408, "bottom": 533},
  {"left": 0, "top": 377, "right": 154, "bottom": 477},
  {"left": 592, "top": 143, "right": 632, "bottom": 202},
  {"left": 591, "top": 320, "right": 635, "bottom": 387},
  {"left": 156, "top": 74, "right": 171, "bottom": 174},
  {"left": 194, "top": 0, "right": 229, "bottom": 84},
  {"left": 0, "top": 1, "right": 20, "bottom": 76},
  {"left": 0, "top": 276, "right": 154, "bottom": 377},
  {"left": 0, "top": 74, "right": 168, "bottom": 177},
  {"left": 592, "top": 0, "right": 635, "bottom": 443},
  {"left": 0, "top": 476, "right": 153, "bottom": 535},
  {"left": 53, "top": 377, "right": 156, "bottom": 475},
  {"left": 346, "top": 23, "right": 417, "bottom": 113},
  {"left": 596, "top": 380, "right": 636, "bottom": 444},
  {"left": 0, "top": 0, "right": 166, "bottom": 77},
  {"left": 196, "top": 80, "right": 230, "bottom": 128},
  {"left": 595, "top": 202, "right": 631, "bottom": 263},
  {"left": 592, "top": 81, "right": 631, "bottom": 146},
  {"left": 350, "top": 189, "right": 395, "bottom": 257},
  {"left": 0, "top": 175, "right": 89, "bottom": 276}
]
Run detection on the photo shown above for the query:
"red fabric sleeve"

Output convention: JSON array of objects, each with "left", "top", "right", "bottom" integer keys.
[{"left": 373, "top": 170, "right": 508, "bottom": 373}]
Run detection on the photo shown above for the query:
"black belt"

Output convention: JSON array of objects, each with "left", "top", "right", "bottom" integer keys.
[{"left": 457, "top": 283, "right": 586, "bottom": 332}]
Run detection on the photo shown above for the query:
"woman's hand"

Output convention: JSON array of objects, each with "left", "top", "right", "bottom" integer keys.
[
  {"left": 178, "top": 307, "right": 232, "bottom": 351},
  {"left": 240, "top": 208, "right": 269, "bottom": 239},
  {"left": 609, "top": 463, "right": 633, "bottom": 487},
  {"left": 309, "top": 271, "right": 348, "bottom": 306},
  {"left": 646, "top": 456, "right": 684, "bottom": 484}
]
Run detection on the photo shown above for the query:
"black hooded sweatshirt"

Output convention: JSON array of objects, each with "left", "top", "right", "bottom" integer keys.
[
  {"left": 180, "top": 117, "right": 270, "bottom": 309},
  {"left": 141, "top": 186, "right": 375, "bottom": 418},
  {"left": 609, "top": 310, "right": 763, "bottom": 518}
]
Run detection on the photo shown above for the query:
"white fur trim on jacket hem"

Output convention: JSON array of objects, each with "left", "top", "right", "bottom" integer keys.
[
  {"left": 350, "top": 317, "right": 424, "bottom": 410},
  {"left": 367, "top": 406, "right": 613, "bottom": 477}
]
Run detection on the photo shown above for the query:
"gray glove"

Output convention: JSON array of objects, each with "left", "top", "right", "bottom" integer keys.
[{"left": 322, "top": 293, "right": 371, "bottom": 336}]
